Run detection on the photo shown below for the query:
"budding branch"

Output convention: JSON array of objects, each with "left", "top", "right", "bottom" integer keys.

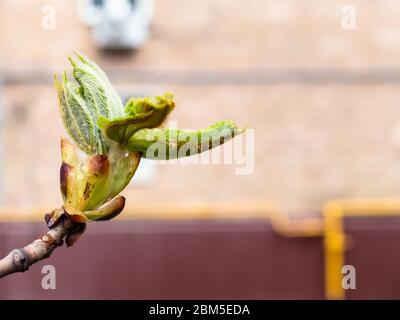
[{"left": 0, "top": 215, "right": 74, "bottom": 279}]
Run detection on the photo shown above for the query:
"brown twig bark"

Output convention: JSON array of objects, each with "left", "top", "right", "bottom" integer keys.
[{"left": 0, "top": 214, "right": 74, "bottom": 279}]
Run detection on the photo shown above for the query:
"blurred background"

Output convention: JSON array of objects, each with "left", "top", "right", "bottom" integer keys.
[{"left": 1, "top": 0, "right": 400, "bottom": 299}]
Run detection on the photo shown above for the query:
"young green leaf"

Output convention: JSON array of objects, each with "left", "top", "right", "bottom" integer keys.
[
  {"left": 69, "top": 52, "right": 124, "bottom": 119},
  {"left": 124, "top": 120, "right": 245, "bottom": 160},
  {"left": 55, "top": 73, "right": 97, "bottom": 155},
  {"left": 97, "top": 93, "right": 175, "bottom": 146}
]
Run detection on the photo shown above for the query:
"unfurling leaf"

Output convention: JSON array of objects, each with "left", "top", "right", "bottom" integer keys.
[
  {"left": 97, "top": 93, "right": 175, "bottom": 146},
  {"left": 55, "top": 52, "right": 124, "bottom": 155},
  {"left": 124, "top": 120, "right": 245, "bottom": 160},
  {"left": 55, "top": 73, "right": 97, "bottom": 155},
  {"left": 69, "top": 52, "right": 123, "bottom": 119}
]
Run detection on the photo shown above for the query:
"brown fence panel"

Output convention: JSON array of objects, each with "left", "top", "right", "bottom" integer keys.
[{"left": 0, "top": 219, "right": 324, "bottom": 299}]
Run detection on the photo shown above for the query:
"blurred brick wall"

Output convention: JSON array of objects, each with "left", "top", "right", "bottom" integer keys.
[{"left": 1, "top": 0, "right": 400, "bottom": 212}]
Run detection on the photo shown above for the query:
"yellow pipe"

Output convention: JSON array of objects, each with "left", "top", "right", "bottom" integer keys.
[
  {"left": 323, "top": 201, "right": 345, "bottom": 300},
  {"left": 323, "top": 198, "right": 400, "bottom": 300},
  {"left": 269, "top": 209, "right": 323, "bottom": 237}
]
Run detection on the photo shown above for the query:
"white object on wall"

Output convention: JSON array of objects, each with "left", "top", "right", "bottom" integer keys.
[{"left": 76, "top": 0, "right": 154, "bottom": 50}]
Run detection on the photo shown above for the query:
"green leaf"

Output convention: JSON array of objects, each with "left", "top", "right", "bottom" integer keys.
[
  {"left": 56, "top": 52, "right": 130, "bottom": 154},
  {"left": 55, "top": 73, "right": 99, "bottom": 155},
  {"left": 98, "top": 93, "right": 175, "bottom": 146},
  {"left": 124, "top": 120, "right": 245, "bottom": 160},
  {"left": 69, "top": 52, "right": 123, "bottom": 119}
]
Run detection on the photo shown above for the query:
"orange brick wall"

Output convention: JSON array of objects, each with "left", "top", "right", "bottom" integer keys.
[{"left": 1, "top": 0, "right": 400, "bottom": 213}]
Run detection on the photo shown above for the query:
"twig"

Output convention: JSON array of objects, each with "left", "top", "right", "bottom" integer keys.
[{"left": 0, "top": 214, "right": 74, "bottom": 279}]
